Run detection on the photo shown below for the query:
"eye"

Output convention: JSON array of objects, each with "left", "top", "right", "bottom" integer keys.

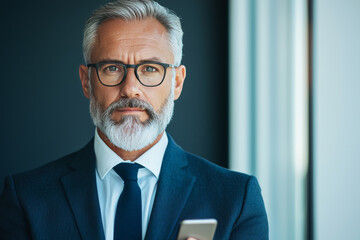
[
  {"left": 99, "top": 63, "right": 124, "bottom": 75},
  {"left": 138, "top": 63, "right": 163, "bottom": 78},
  {"left": 105, "top": 65, "right": 119, "bottom": 72},
  {"left": 143, "top": 65, "right": 158, "bottom": 72}
]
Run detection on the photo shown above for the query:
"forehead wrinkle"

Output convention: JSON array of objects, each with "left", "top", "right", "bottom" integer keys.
[
  {"left": 96, "top": 38, "right": 173, "bottom": 64},
  {"left": 119, "top": 50, "right": 166, "bottom": 65},
  {"left": 99, "top": 31, "right": 170, "bottom": 49},
  {"left": 97, "top": 43, "right": 171, "bottom": 63}
]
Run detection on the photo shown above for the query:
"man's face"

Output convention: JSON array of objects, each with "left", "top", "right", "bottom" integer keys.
[
  {"left": 81, "top": 18, "right": 185, "bottom": 123},
  {"left": 79, "top": 18, "right": 186, "bottom": 150}
]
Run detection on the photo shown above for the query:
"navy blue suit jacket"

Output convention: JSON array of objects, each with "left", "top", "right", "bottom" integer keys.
[{"left": 0, "top": 135, "right": 268, "bottom": 239}]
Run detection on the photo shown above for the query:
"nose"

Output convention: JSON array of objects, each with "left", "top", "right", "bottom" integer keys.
[{"left": 119, "top": 68, "right": 142, "bottom": 98}]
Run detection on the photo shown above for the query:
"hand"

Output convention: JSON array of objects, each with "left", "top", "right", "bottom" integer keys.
[{"left": 186, "top": 238, "right": 199, "bottom": 240}]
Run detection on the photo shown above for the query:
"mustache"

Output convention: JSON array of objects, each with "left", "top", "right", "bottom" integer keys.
[{"left": 104, "top": 98, "right": 157, "bottom": 120}]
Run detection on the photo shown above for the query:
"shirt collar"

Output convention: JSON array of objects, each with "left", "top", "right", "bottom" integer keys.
[{"left": 94, "top": 128, "right": 168, "bottom": 180}]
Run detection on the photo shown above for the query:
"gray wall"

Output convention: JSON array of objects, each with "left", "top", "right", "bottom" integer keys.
[
  {"left": 314, "top": 0, "right": 360, "bottom": 239},
  {"left": 0, "top": 0, "right": 229, "bottom": 191}
]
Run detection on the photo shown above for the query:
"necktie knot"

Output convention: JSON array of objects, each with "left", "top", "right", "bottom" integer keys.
[{"left": 113, "top": 163, "right": 142, "bottom": 181}]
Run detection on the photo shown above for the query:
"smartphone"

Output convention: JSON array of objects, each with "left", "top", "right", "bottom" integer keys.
[{"left": 177, "top": 219, "right": 218, "bottom": 240}]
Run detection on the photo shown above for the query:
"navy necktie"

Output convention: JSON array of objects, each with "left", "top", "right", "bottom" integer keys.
[{"left": 113, "top": 163, "right": 142, "bottom": 240}]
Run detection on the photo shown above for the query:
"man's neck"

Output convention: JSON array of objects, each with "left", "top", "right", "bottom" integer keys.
[{"left": 97, "top": 128, "right": 164, "bottom": 161}]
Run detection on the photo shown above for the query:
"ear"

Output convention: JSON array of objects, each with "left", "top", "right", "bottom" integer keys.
[
  {"left": 174, "top": 65, "right": 186, "bottom": 100},
  {"left": 79, "top": 65, "right": 91, "bottom": 99}
]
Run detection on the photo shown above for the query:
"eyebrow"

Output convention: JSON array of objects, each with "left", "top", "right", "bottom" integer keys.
[
  {"left": 139, "top": 57, "right": 163, "bottom": 63},
  {"left": 96, "top": 57, "right": 165, "bottom": 64}
]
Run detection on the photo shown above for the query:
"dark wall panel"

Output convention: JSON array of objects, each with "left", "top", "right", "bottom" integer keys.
[
  {"left": 0, "top": 0, "right": 228, "bottom": 192},
  {"left": 159, "top": 0, "right": 229, "bottom": 168}
]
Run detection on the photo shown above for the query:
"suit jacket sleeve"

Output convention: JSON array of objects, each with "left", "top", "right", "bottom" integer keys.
[
  {"left": 230, "top": 176, "right": 269, "bottom": 240},
  {"left": 0, "top": 176, "right": 31, "bottom": 240}
]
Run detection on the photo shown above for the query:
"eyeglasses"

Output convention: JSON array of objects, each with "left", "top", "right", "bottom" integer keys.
[{"left": 87, "top": 61, "right": 177, "bottom": 87}]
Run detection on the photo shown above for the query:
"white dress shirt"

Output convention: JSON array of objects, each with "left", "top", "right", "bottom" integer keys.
[{"left": 94, "top": 129, "right": 168, "bottom": 240}]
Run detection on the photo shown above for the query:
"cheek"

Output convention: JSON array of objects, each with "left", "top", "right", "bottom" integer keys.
[
  {"left": 91, "top": 83, "right": 120, "bottom": 107},
  {"left": 147, "top": 87, "right": 172, "bottom": 112}
]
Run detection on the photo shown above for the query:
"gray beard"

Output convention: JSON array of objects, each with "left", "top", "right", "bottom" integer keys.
[{"left": 89, "top": 90, "right": 174, "bottom": 152}]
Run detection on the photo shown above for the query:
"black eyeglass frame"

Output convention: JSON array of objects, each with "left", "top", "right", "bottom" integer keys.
[{"left": 87, "top": 61, "right": 178, "bottom": 87}]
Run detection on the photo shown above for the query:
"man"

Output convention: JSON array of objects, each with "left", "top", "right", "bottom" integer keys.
[{"left": 0, "top": 0, "right": 268, "bottom": 239}]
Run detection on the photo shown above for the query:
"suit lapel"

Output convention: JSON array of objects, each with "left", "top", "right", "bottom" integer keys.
[
  {"left": 145, "top": 135, "right": 196, "bottom": 240},
  {"left": 61, "top": 140, "right": 105, "bottom": 240}
]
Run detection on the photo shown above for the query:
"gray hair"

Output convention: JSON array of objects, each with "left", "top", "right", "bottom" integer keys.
[{"left": 83, "top": 0, "right": 183, "bottom": 66}]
